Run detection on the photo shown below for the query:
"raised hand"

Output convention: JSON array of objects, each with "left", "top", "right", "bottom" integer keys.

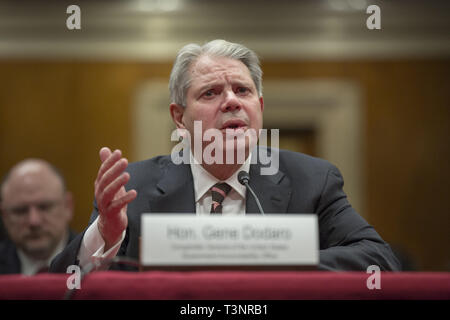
[{"left": 94, "top": 147, "right": 137, "bottom": 251}]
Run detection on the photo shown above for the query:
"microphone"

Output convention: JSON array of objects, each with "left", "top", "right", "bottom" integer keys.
[{"left": 238, "top": 171, "right": 265, "bottom": 215}]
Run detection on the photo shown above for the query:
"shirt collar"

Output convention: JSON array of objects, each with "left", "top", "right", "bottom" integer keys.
[{"left": 189, "top": 150, "right": 251, "bottom": 202}]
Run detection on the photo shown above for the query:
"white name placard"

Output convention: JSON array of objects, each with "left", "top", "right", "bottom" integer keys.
[{"left": 140, "top": 214, "right": 318, "bottom": 269}]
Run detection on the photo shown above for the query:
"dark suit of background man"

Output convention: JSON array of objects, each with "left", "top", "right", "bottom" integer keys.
[
  {"left": 0, "top": 159, "right": 75, "bottom": 275},
  {"left": 50, "top": 39, "right": 400, "bottom": 272}
]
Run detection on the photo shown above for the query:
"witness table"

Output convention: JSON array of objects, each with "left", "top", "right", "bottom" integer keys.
[{"left": 0, "top": 271, "right": 448, "bottom": 300}]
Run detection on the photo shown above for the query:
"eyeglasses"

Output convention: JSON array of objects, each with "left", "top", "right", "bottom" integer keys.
[{"left": 3, "top": 200, "right": 62, "bottom": 222}]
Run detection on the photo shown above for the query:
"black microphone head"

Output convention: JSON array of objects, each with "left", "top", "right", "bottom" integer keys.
[{"left": 238, "top": 171, "right": 250, "bottom": 185}]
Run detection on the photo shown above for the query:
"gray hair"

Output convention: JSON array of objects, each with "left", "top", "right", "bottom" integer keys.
[{"left": 169, "top": 39, "right": 263, "bottom": 107}]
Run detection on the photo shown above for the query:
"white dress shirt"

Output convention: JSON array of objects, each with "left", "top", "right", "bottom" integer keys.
[
  {"left": 190, "top": 151, "right": 250, "bottom": 216},
  {"left": 77, "top": 151, "right": 251, "bottom": 270}
]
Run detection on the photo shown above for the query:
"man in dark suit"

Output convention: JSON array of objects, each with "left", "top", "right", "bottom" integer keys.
[
  {"left": 50, "top": 39, "right": 400, "bottom": 272},
  {"left": 0, "top": 159, "right": 76, "bottom": 275}
]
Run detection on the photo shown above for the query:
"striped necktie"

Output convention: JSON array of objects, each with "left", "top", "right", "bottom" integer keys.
[{"left": 210, "top": 182, "right": 232, "bottom": 214}]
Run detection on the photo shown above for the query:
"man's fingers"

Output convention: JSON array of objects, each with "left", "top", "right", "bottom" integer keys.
[
  {"left": 107, "top": 190, "right": 137, "bottom": 214},
  {"left": 100, "top": 172, "right": 131, "bottom": 208},
  {"left": 99, "top": 147, "right": 112, "bottom": 163},
  {"left": 95, "top": 147, "right": 135, "bottom": 249},
  {"left": 96, "top": 158, "right": 129, "bottom": 195},
  {"left": 96, "top": 149, "right": 122, "bottom": 184}
]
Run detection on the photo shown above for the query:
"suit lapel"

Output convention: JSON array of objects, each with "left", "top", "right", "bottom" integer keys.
[
  {"left": 0, "top": 240, "right": 22, "bottom": 274},
  {"left": 147, "top": 149, "right": 292, "bottom": 215},
  {"left": 246, "top": 161, "right": 292, "bottom": 214},
  {"left": 148, "top": 161, "right": 196, "bottom": 213}
]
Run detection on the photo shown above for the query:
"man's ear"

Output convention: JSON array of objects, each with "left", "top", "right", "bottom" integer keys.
[
  {"left": 259, "top": 96, "right": 264, "bottom": 112},
  {"left": 170, "top": 103, "right": 186, "bottom": 129}
]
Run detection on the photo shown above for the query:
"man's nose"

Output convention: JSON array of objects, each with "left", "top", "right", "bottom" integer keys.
[
  {"left": 27, "top": 206, "right": 43, "bottom": 225},
  {"left": 221, "top": 90, "right": 241, "bottom": 112}
]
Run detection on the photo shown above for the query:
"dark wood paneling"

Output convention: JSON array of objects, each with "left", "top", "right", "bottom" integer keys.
[{"left": 0, "top": 61, "right": 171, "bottom": 234}]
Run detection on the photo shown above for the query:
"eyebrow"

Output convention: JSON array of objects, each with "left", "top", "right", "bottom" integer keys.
[
  {"left": 197, "top": 83, "right": 220, "bottom": 94},
  {"left": 197, "top": 80, "right": 253, "bottom": 94}
]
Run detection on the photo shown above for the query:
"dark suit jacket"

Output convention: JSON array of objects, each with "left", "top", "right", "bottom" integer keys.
[
  {"left": 50, "top": 149, "right": 400, "bottom": 272},
  {"left": 0, "top": 230, "right": 77, "bottom": 274}
]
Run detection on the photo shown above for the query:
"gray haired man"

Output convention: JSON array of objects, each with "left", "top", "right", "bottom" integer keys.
[{"left": 50, "top": 40, "right": 400, "bottom": 272}]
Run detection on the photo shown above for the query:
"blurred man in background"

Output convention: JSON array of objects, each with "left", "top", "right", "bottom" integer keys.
[{"left": 0, "top": 159, "right": 76, "bottom": 275}]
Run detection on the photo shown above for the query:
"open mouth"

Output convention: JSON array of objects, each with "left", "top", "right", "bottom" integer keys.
[{"left": 221, "top": 119, "right": 248, "bottom": 131}]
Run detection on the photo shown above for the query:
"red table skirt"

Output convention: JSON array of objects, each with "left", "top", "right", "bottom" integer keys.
[{"left": 0, "top": 271, "right": 449, "bottom": 300}]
